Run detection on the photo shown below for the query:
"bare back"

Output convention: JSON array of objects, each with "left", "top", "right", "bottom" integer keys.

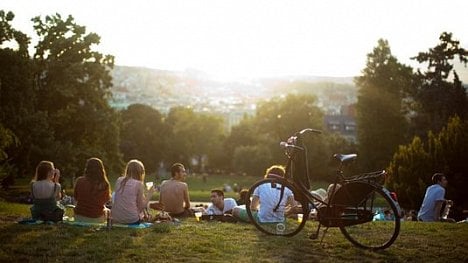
[{"left": 159, "top": 179, "right": 190, "bottom": 214}]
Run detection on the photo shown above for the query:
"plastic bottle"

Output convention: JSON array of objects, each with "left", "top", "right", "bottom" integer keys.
[
  {"left": 442, "top": 202, "right": 451, "bottom": 220},
  {"left": 106, "top": 210, "right": 112, "bottom": 230}
]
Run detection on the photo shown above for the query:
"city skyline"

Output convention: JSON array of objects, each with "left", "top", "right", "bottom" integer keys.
[{"left": 2, "top": 0, "right": 468, "bottom": 81}]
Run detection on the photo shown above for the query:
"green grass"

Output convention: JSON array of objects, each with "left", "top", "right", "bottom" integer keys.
[
  {"left": 4, "top": 175, "right": 467, "bottom": 262},
  {"left": 1, "top": 200, "right": 468, "bottom": 262}
]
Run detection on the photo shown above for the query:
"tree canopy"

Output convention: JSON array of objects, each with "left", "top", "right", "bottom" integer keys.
[
  {"left": 410, "top": 32, "right": 468, "bottom": 137},
  {"left": 355, "top": 39, "right": 413, "bottom": 171}
]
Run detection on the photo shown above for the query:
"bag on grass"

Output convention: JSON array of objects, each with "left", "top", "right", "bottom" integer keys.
[{"left": 40, "top": 207, "right": 64, "bottom": 222}]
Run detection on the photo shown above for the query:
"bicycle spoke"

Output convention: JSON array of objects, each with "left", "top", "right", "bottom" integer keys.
[{"left": 246, "top": 178, "right": 309, "bottom": 236}]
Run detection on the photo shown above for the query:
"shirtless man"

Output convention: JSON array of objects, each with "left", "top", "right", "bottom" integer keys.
[{"left": 159, "top": 163, "right": 191, "bottom": 217}]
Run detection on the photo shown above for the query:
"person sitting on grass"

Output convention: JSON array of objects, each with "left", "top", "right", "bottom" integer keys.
[
  {"left": 159, "top": 163, "right": 192, "bottom": 218},
  {"left": 232, "top": 165, "right": 296, "bottom": 223},
  {"left": 73, "top": 157, "right": 111, "bottom": 223},
  {"left": 417, "top": 173, "right": 455, "bottom": 222},
  {"left": 30, "top": 161, "right": 64, "bottom": 222},
  {"left": 111, "top": 160, "right": 155, "bottom": 224},
  {"left": 205, "top": 189, "right": 237, "bottom": 215}
]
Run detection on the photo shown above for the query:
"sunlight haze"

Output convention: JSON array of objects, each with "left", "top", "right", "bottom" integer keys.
[{"left": 2, "top": 0, "right": 468, "bottom": 81}]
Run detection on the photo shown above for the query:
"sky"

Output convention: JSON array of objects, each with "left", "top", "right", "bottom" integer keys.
[{"left": 2, "top": 0, "right": 468, "bottom": 81}]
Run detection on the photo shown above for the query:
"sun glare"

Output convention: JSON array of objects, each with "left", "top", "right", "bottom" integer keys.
[{"left": 1, "top": 0, "right": 468, "bottom": 81}]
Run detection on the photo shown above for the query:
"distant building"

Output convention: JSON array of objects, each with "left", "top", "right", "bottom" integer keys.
[{"left": 324, "top": 114, "right": 357, "bottom": 142}]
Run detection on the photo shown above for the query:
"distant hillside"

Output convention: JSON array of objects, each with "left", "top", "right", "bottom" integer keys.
[{"left": 109, "top": 65, "right": 358, "bottom": 117}]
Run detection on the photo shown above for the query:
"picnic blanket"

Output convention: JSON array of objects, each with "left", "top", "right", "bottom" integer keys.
[{"left": 18, "top": 218, "right": 153, "bottom": 228}]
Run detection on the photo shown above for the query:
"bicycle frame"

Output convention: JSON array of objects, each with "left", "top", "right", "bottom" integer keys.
[
  {"left": 279, "top": 129, "right": 396, "bottom": 227},
  {"left": 247, "top": 128, "right": 401, "bottom": 249}
]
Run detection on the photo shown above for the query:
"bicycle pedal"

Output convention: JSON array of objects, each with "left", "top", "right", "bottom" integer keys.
[{"left": 309, "top": 233, "right": 318, "bottom": 240}]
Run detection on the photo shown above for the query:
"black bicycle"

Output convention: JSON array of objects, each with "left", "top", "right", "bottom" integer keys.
[{"left": 245, "top": 128, "right": 401, "bottom": 250}]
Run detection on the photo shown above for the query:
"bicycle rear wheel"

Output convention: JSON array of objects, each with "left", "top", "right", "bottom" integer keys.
[
  {"left": 335, "top": 182, "right": 400, "bottom": 249},
  {"left": 246, "top": 178, "right": 309, "bottom": 236}
]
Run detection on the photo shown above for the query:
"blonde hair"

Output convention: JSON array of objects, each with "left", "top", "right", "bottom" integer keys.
[
  {"left": 264, "top": 165, "right": 285, "bottom": 179},
  {"left": 119, "top": 159, "right": 145, "bottom": 193}
]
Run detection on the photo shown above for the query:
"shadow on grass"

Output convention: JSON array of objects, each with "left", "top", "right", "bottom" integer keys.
[
  {"left": 0, "top": 222, "right": 154, "bottom": 262},
  {"left": 244, "top": 220, "right": 403, "bottom": 263}
]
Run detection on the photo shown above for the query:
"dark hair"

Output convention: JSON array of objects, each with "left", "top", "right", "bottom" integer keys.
[
  {"left": 264, "top": 165, "right": 285, "bottom": 179},
  {"left": 211, "top": 189, "right": 224, "bottom": 198},
  {"left": 432, "top": 173, "right": 445, "bottom": 184},
  {"left": 84, "top": 157, "right": 110, "bottom": 194},
  {"left": 239, "top": 189, "right": 248, "bottom": 201},
  {"left": 171, "top": 163, "right": 185, "bottom": 177},
  {"left": 34, "top": 161, "right": 54, "bottom": 181}
]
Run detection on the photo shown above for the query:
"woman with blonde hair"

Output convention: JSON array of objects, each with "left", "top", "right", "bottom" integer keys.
[
  {"left": 73, "top": 157, "right": 111, "bottom": 223},
  {"left": 111, "top": 160, "right": 155, "bottom": 224},
  {"left": 30, "top": 160, "right": 64, "bottom": 221}
]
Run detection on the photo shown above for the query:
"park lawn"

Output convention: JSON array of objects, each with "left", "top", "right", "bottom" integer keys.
[{"left": 1, "top": 201, "right": 468, "bottom": 262}]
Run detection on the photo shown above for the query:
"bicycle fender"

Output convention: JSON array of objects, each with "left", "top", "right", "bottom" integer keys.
[{"left": 382, "top": 187, "right": 402, "bottom": 217}]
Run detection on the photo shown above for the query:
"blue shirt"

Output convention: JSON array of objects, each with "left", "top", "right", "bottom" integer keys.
[{"left": 418, "top": 184, "right": 445, "bottom": 221}]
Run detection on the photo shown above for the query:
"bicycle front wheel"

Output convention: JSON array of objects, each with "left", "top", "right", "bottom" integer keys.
[
  {"left": 335, "top": 182, "right": 400, "bottom": 249},
  {"left": 246, "top": 178, "right": 309, "bottom": 237}
]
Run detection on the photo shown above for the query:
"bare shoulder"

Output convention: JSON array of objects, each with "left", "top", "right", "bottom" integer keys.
[{"left": 160, "top": 180, "right": 170, "bottom": 186}]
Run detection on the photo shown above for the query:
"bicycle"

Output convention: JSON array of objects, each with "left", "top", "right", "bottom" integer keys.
[{"left": 245, "top": 128, "right": 401, "bottom": 250}]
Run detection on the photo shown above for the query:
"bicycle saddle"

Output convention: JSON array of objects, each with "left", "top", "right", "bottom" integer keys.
[{"left": 333, "top": 153, "right": 357, "bottom": 164}]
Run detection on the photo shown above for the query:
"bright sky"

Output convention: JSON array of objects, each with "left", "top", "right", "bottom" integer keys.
[{"left": 2, "top": 0, "right": 468, "bottom": 80}]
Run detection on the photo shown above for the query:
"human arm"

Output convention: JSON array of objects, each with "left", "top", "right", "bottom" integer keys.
[
  {"left": 73, "top": 177, "right": 80, "bottom": 202},
  {"left": 250, "top": 195, "right": 260, "bottom": 211},
  {"left": 224, "top": 198, "right": 237, "bottom": 214},
  {"left": 136, "top": 182, "right": 146, "bottom": 212},
  {"left": 183, "top": 183, "right": 191, "bottom": 210},
  {"left": 434, "top": 200, "right": 444, "bottom": 221},
  {"left": 53, "top": 169, "right": 62, "bottom": 200}
]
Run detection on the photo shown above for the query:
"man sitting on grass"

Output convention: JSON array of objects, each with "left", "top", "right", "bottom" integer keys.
[
  {"left": 159, "top": 163, "right": 192, "bottom": 218},
  {"left": 417, "top": 173, "right": 455, "bottom": 222}
]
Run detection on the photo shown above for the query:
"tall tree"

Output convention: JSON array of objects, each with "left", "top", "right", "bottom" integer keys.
[
  {"left": 120, "top": 104, "right": 167, "bottom": 174},
  {"left": 0, "top": 10, "right": 40, "bottom": 179},
  {"left": 355, "top": 39, "right": 413, "bottom": 171},
  {"left": 32, "top": 14, "right": 122, "bottom": 181},
  {"left": 410, "top": 32, "right": 468, "bottom": 137}
]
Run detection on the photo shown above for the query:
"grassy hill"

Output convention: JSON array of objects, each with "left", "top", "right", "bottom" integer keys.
[{"left": 0, "top": 200, "right": 467, "bottom": 262}]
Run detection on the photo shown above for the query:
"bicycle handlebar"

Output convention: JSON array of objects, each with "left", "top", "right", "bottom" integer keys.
[
  {"left": 279, "top": 141, "right": 304, "bottom": 150},
  {"left": 298, "top": 128, "right": 322, "bottom": 136}
]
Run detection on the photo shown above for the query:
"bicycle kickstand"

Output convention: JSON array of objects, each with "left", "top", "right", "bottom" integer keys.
[
  {"left": 309, "top": 223, "right": 322, "bottom": 240},
  {"left": 319, "top": 227, "right": 329, "bottom": 246}
]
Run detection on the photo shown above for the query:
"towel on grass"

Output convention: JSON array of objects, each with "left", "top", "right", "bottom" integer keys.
[{"left": 18, "top": 218, "right": 153, "bottom": 228}]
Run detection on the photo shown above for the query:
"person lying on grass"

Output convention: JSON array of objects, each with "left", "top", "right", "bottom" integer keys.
[{"left": 204, "top": 189, "right": 237, "bottom": 215}]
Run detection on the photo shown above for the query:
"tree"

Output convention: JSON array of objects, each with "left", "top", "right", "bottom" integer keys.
[
  {"left": 387, "top": 117, "right": 468, "bottom": 220},
  {"left": 120, "top": 104, "right": 167, "bottom": 174},
  {"left": 232, "top": 145, "right": 272, "bottom": 177},
  {"left": 226, "top": 93, "right": 344, "bottom": 180},
  {"left": 32, "top": 14, "right": 122, "bottom": 182},
  {"left": 165, "top": 107, "right": 225, "bottom": 173},
  {"left": 355, "top": 39, "right": 413, "bottom": 171},
  {"left": 410, "top": 32, "right": 468, "bottom": 137},
  {"left": 0, "top": 10, "right": 39, "bottom": 179}
]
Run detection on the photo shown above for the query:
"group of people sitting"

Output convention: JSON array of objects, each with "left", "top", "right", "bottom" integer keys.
[
  {"left": 29, "top": 157, "right": 458, "bottom": 225},
  {"left": 29, "top": 158, "right": 301, "bottom": 224},
  {"left": 30, "top": 158, "right": 193, "bottom": 224}
]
